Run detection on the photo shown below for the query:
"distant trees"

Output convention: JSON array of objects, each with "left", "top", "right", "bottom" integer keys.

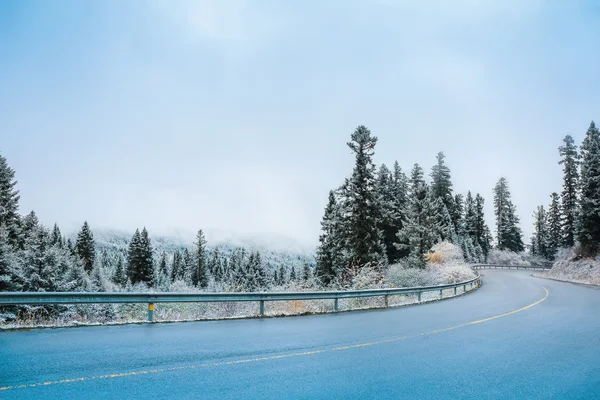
[{"left": 127, "top": 228, "right": 155, "bottom": 285}]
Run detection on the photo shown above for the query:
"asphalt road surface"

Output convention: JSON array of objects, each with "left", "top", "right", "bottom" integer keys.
[{"left": 2, "top": 270, "right": 599, "bottom": 399}]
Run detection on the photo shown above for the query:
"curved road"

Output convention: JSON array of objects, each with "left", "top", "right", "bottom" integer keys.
[{"left": 1, "top": 270, "right": 599, "bottom": 399}]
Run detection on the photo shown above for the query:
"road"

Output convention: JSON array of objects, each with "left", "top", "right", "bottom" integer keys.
[{"left": 1, "top": 270, "right": 599, "bottom": 399}]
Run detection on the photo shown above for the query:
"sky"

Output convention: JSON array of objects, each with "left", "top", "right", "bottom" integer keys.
[{"left": 1, "top": 0, "right": 599, "bottom": 250}]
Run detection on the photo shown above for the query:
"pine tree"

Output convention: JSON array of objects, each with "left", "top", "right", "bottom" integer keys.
[
  {"left": 376, "top": 164, "right": 400, "bottom": 264},
  {"left": 390, "top": 161, "right": 408, "bottom": 261},
  {"left": 192, "top": 230, "right": 208, "bottom": 288},
  {"left": 76, "top": 221, "right": 95, "bottom": 273},
  {"left": 302, "top": 264, "right": 311, "bottom": 281},
  {"left": 577, "top": 121, "right": 600, "bottom": 255},
  {"left": 430, "top": 151, "right": 455, "bottom": 222},
  {"left": 493, "top": 178, "right": 524, "bottom": 252},
  {"left": 127, "top": 228, "right": 155, "bottom": 285},
  {"left": 474, "top": 194, "right": 492, "bottom": 259},
  {"left": 51, "top": 223, "right": 63, "bottom": 248},
  {"left": 0, "top": 153, "right": 21, "bottom": 247},
  {"left": 558, "top": 134, "right": 580, "bottom": 247},
  {"left": 452, "top": 193, "right": 464, "bottom": 235},
  {"left": 20, "top": 225, "right": 63, "bottom": 292},
  {"left": 396, "top": 165, "right": 439, "bottom": 267},
  {"left": 290, "top": 266, "right": 296, "bottom": 281},
  {"left": 170, "top": 251, "right": 182, "bottom": 282},
  {"left": 158, "top": 252, "right": 168, "bottom": 277},
  {"left": 547, "top": 192, "right": 561, "bottom": 260},
  {"left": 278, "top": 265, "right": 285, "bottom": 285},
  {"left": 344, "top": 125, "right": 387, "bottom": 273},
  {"left": 464, "top": 192, "right": 476, "bottom": 237},
  {"left": 315, "top": 191, "right": 343, "bottom": 286},
  {"left": 532, "top": 205, "right": 549, "bottom": 259},
  {"left": 112, "top": 256, "right": 126, "bottom": 286},
  {"left": 0, "top": 227, "right": 20, "bottom": 291},
  {"left": 182, "top": 248, "right": 193, "bottom": 284}
]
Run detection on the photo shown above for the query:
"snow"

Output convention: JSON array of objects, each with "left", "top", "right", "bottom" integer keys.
[{"left": 537, "top": 248, "right": 600, "bottom": 286}]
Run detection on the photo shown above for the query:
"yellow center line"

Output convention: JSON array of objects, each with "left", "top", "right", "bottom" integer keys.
[{"left": 0, "top": 287, "right": 550, "bottom": 392}]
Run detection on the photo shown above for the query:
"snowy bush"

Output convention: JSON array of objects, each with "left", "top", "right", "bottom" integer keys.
[
  {"left": 487, "top": 249, "right": 531, "bottom": 266},
  {"left": 429, "top": 241, "right": 464, "bottom": 263}
]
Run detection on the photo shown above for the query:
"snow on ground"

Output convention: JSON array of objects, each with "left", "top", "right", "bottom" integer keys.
[{"left": 537, "top": 248, "right": 600, "bottom": 286}]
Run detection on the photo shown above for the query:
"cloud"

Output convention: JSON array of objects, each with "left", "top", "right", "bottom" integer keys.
[{"left": 152, "top": 0, "right": 281, "bottom": 51}]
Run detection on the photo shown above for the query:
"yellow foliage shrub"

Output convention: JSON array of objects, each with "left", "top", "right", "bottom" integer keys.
[{"left": 426, "top": 252, "right": 445, "bottom": 264}]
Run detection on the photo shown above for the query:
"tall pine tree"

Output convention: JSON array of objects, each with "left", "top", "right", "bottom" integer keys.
[
  {"left": 493, "top": 178, "right": 524, "bottom": 252},
  {"left": 75, "top": 221, "right": 95, "bottom": 273},
  {"left": 577, "top": 121, "right": 600, "bottom": 255},
  {"left": 344, "top": 125, "right": 386, "bottom": 274},
  {"left": 546, "top": 193, "right": 561, "bottom": 260},
  {"left": 558, "top": 135, "right": 580, "bottom": 247},
  {"left": 531, "top": 205, "right": 549, "bottom": 258},
  {"left": 192, "top": 230, "right": 208, "bottom": 288},
  {"left": 0, "top": 153, "right": 21, "bottom": 247}
]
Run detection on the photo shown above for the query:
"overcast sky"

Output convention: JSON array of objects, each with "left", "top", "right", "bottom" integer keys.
[{"left": 1, "top": 1, "right": 599, "bottom": 249}]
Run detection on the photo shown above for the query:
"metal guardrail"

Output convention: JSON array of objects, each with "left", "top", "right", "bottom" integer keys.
[
  {"left": 0, "top": 272, "right": 481, "bottom": 322},
  {"left": 472, "top": 264, "right": 551, "bottom": 271}
]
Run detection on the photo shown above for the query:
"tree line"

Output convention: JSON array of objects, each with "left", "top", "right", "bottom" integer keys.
[
  {"left": 0, "top": 154, "right": 312, "bottom": 296},
  {"left": 314, "top": 125, "right": 526, "bottom": 287},
  {"left": 530, "top": 121, "right": 600, "bottom": 260}
]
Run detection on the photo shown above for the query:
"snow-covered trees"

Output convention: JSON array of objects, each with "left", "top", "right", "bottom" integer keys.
[
  {"left": 75, "top": 221, "right": 95, "bottom": 273},
  {"left": 546, "top": 193, "right": 561, "bottom": 260},
  {"left": 577, "top": 121, "right": 600, "bottom": 255},
  {"left": 344, "top": 126, "right": 387, "bottom": 271},
  {"left": 531, "top": 206, "right": 549, "bottom": 258},
  {"left": 127, "top": 228, "right": 155, "bottom": 285},
  {"left": 493, "top": 178, "right": 524, "bottom": 252},
  {"left": 0, "top": 153, "right": 21, "bottom": 247},
  {"left": 191, "top": 230, "right": 208, "bottom": 288},
  {"left": 558, "top": 135, "right": 580, "bottom": 247},
  {"left": 315, "top": 191, "right": 342, "bottom": 286}
]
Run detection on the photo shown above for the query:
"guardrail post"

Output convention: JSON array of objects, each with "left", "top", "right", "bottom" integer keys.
[
  {"left": 453, "top": 287, "right": 457, "bottom": 295},
  {"left": 384, "top": 295, "right": 389, "bottom": 307},
  {"left": 334, "top": 298, "right": 339, "bottom": 312},
  {"left": 259, "top": 300, "right": 265, "bottom": 316},
  {"left": 417, "top": 292, "right": 421, "bottom": 302},
  {"left": 148, "top": 303, "right": 154, "bottom": 322},
  {"left": 463, "top": 284, "right": 466, "bottom": 292},
  {"left": 439, "top": 289, "right": 442, "bottom": 298}
]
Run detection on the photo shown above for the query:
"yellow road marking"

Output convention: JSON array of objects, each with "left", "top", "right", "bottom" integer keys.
[{"left": 0, "top": 287, "right": 549, "bottom": 392}]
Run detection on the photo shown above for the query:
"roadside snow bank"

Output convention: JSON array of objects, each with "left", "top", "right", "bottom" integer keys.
[{"left": 538, "top": 248, "right": 600, "bottom": 286}]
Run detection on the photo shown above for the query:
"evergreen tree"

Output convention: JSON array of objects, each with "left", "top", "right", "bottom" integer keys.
[
  {"left": 51, "top": 223, "right": 63, "bottom": 248},
  {"left": 127, "top": 228, "right": 155, "bottom": 285},
  {"left": 0, "top": 153, "right": 21, "bottom": 247},
  {"left": 376, "top": 164, "right": 400, "bottom": 264},
  {"left": 390, "top": 161, "right": 409, "bottom": 260},
  {"left": 547, "top": 192, "right": 561, "bottom": 260},
  {"left": 493, "top": 178, "right": 524, "bottom": 252},
  {"left": 192, "top": 230, "right": 208, "bottom": 288},
  {"left": 577, "top": 121, "right": 600, "bottom": 255},
  {"left": 558, "top": 134, "right": 580, "bottom": 247},
  {"left": 21, "top": 211, "right": 40, "bottom": 244},
  {"left": 464, "top": 192, "right": 477, "bottom": 237},
  {"left": 452, "top": 193, "right": 464, "bottom": 235},
  {"left": 531, "top": 205, "right": 549, "bottom": 259},
  {"left": 474, "top": 194, "right": 492, "bottom": 259},
  {"left": 344, "top": 125, "right": 387, "bottom": 273},
  {"left": 278, "top": 265, "right": 285, "bottom": 285},
  {"left": 0, "top": 227, "right": 20, "bottom": 291},
  {"left": 112, "top": 256, "right": 126, "bottom": 286},
  {"left": 20, "top": 225, "right": 63, "bottom": 292},
  {"left": 395, "top": 166, "right": 439, "bottom": 267},
  {"left": 430, "top": 151, "right": 455, "bottom": 222},
  {"left": 302, "top": 264, "right": 311, "bottom": 281},
  {"left": 315, "top": 191, "right": 343, "bottom": 286},
  {"left": 75, "top": 221, "right": 95, "bottom": 273},
  {"left": 170, "top": 251, "right": 182, "bottom": 282},
  {"left": 290, "top": 266, "right": 296, "bottom": 281},
  {"left": 182, "top": 248, "right": 193, "bottom": 284},
  {"left": 158, "top": 252, "right": 168, "bottom": 277}
]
